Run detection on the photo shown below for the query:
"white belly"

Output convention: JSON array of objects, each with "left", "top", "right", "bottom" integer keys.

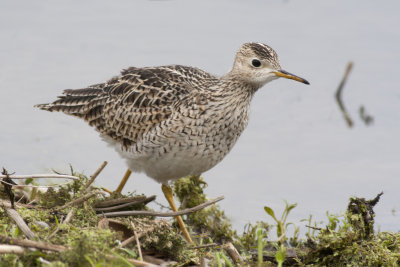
[
  {"left": 101, "top": 134, "right": 230, "bottom": 184},
  {"left": 127, "top": 148, "right": 220, "bottom": 184}
]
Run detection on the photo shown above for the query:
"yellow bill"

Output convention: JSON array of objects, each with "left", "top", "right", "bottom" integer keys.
[{"left": 274, "top": 70, "right": 310, "bottom": 85}]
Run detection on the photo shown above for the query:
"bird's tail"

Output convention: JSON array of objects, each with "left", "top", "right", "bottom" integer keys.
[{"left": 35, "top": 85, "right": 108, "bottom": 127}]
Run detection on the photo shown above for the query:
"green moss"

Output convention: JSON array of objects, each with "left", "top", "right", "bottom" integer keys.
[
  {"left": 37, "top": 172, "right": 88, "bottom": 209},
  {"left": 173, "top": 175, "right": 237, "bottom": 243},
  {"left": 0, "top": 255, "right": 20, "bottom": 267},
  {"left": 301, "top": 193, "right": 400, "bottom": 266},
  {"left": 139, "top": 219, "right": 198, "bottom": 263},
  {"left": 304, "top": 230, "right": 400, "bottom": 266},
  {"left": 58, "top": 229, "right": 116, "bottom": 266}
]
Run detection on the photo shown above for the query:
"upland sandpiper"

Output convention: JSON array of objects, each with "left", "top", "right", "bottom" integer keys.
[{"left": 36, "top": 42, "right": 309, "bottom": 244}]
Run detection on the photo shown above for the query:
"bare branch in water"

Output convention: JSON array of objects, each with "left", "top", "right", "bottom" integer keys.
[
  {"left": 359, "top": 106, "right": 374, "bottom": 125},
  {"left": 335, "top": 62, "right": 354, "bottom": 127}
]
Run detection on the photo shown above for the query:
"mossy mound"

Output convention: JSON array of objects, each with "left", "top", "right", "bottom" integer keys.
[
  {"left": 1, "top": 171, "right": 399, "bottom": 266},
  {"left": 301, "top": 193, "right": 400, "bottom": 266},
  {"left": 0, "top": 171, "right": 199, "bottom": 266}
]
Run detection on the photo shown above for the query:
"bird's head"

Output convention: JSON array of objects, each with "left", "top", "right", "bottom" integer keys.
[{"left": 230, "top": 42, "right": 309, "bottom": 88}]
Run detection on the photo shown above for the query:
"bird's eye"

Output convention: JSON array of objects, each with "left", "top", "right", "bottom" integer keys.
[{"left": 251, "top": 59, "right": 261, "bottom": 68}]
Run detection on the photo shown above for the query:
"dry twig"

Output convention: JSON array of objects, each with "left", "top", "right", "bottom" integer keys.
[
  {"left": 0, "top": 174, "right": 79, "bottom": 180},
  {"left": 105, "top": 255, "right": 158, "bottom": 267},
  {"left": 142, "top": 255, "right": 175, "bottom": 266},
  {"left": 99, "top": 195, "right": 224, "bottom": 218},
  {"left": 94, "top": 195, "right": 156, "bottom": 212},
  {"left": 0, "top": 173, "right": 79, "bottom": 189},
  {"left": 84, "top": 161, "right": 108, "bottom": 191},
  {"left": 200, "top": 257, "right": 209, "bottom": 267},
  {"left": 0, "top": 200, "right": 37, "bottom": 209},
  {"left": 120, "top": 235, "right": 136, "bottom": 248},
  {"left": 64, "top": 209, "right": 75, "bottom": 224},
  {"left": 0, "top": 235, "right": 67, "bottom": 252},
  {"left": 55, "top": 190, "right": 104, "bottom": 211},
  {"left": 94, "top": 195, "right": 147, "bottom": 208},
  {"left": 190, "top": 243, "right": 219, "bottom": 250},
  {"left": 223, "top": 242, "right": 244, "bottom": 264},
  {"left": 130, "top": 221, "right": 143, "bottom": 260},
  {"left": 5, "top": 208, "right": 35, "bottom": 239},
  {"left": 47, "top": 216, "right": 64, "bottom": 240},
  {"left": 305, "top": 225, "right": 322, "bottom": 231},
  {"left": 121, "top": 225, "right": 156, "bottom": 247},
  {"left": 0, "top": 244, "right": 26, "bottom": 254}
]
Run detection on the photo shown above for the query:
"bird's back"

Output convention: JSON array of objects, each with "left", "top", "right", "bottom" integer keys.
[{"left": 36, "top": 65, "right": 218, "bottom": 148}]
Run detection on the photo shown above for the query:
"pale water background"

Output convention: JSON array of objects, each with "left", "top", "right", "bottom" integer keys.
[{"left": 1, "top": 0, "right": 399, "bottom": 234}]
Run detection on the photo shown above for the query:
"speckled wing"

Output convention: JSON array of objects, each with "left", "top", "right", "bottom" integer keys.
[{"left": 35, "top": 65, "right": 217, "bottom": 147}]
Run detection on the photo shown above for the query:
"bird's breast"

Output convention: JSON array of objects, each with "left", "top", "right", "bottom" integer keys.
[{"left": 113, "top": 96, "right": 252, "bottom": 183}]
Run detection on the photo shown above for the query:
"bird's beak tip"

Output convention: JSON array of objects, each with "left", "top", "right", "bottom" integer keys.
[{"left": 275, "top": 70, "right": 310, "bottom": 85}]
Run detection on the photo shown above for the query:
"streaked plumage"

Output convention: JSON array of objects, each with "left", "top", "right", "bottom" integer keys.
[{"left": 36, "top": 42, "right": 309, "bottom": 184}]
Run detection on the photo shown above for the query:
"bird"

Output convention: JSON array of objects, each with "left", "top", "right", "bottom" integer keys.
[{"left": 35, "top": 42, "right": 309, "bottom": 244}]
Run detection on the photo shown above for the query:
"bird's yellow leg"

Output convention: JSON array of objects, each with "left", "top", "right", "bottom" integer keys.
[
  {"left": 161, "top": 184, "right": 194, "bottom": 245},
  {"left": 102, "top": 187, "right": 113, "bottom": 194},
  {"left": 115, "top": 169, "right": 132, "bottom": 194}
]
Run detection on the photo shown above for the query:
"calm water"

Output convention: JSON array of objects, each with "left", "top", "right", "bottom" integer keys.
[{"left": 1, "top": 0, "right": 399, "bottom": 233}]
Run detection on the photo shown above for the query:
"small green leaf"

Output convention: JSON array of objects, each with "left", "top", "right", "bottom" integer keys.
[
  {"left": 85, "top": 255, "right": 96, "bottom": 267},
  {"left": 14, "top": 227, "right": 20, "bottom": 237},
  {"left": 275, "top": 245, "right": 286, "bottom": 267},
  {"left": 220, "top": 252, "right": 234, "bottom": 267},
  {"left": 119, "top": 248, "right": 137, "bottom": 258},
  {"left": 109, "top": 251, "right": 135, "bottom": 267},
  {"left": 286, "top": 203, "right": 298, "bottom": 213},
  {"left": 257, "top": 228, "right": 265, "bottom": 264},
  {"left": 215, "top": 252, "right": 222, "bottom": 267},
  {"left": 264, "top": 206, "right": 277, "bottom": 221},
  {"left": 25, "top": 178, "right": 34, "bottom": 185},
  {"left": 286, "top": 222, "right": 294, "bottom": 227}
]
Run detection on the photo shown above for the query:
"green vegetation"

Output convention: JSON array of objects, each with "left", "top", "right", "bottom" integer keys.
[
  {"left": 1, "top": 172, "right": 399, "bottom": 266},
  {"left": 173, "top": 175, "right": 236, "bottom": 243}
]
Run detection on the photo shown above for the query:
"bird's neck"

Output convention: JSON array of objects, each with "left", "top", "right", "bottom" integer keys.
[
  {"left": 212, "top": 71, "right": 261, "bottom": 99},
  {"left": 201, "top": 74, "right": 255, "bottom": 118}
]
